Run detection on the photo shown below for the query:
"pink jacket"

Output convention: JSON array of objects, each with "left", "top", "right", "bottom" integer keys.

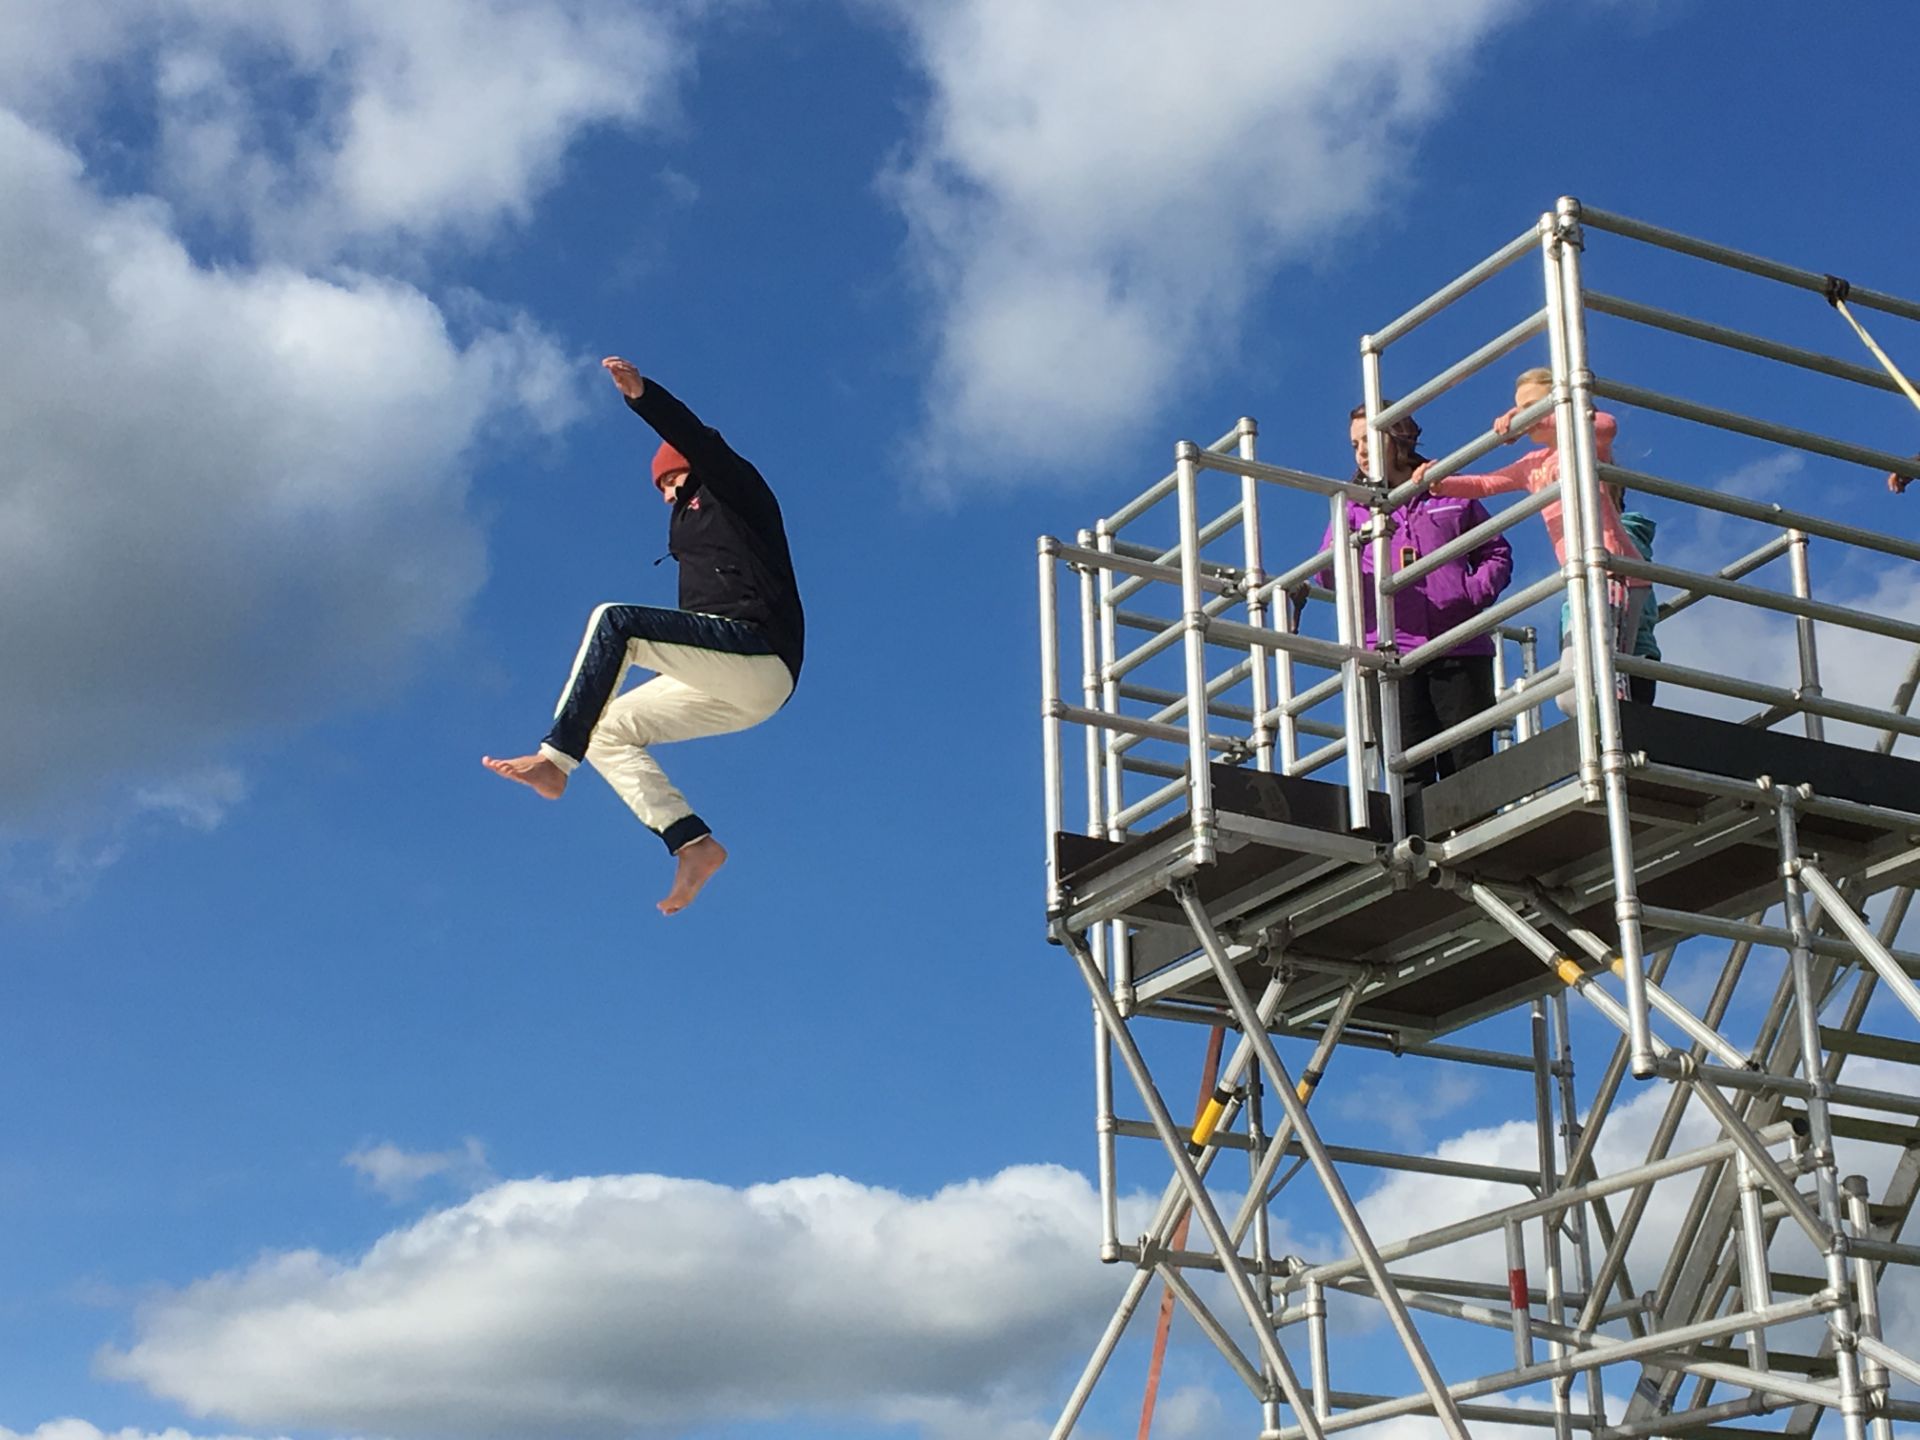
[{"left": 1428, "top": 411, "right": 1649, "bottom": 588}]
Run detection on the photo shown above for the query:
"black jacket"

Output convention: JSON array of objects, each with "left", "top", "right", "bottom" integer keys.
[{"left": 628, "top": 382, "right": 805, "bottom": 681}]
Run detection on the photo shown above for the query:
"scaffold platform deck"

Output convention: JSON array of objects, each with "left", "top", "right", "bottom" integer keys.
[{"left": 1055, "top": 704, "right": 1920, "bottom": 1040}]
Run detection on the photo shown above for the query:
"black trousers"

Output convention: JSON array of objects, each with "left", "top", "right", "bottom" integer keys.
[{"left": 1393, "top": 656, "right": 1498, "bottom": 786}]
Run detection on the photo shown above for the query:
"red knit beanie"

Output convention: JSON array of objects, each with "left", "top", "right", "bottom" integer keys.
[{"left": 652, "top": 441, "right": 691, "bottom": 488}]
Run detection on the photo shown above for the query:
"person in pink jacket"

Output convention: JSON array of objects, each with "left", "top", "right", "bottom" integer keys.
[{"left": 1412, "top": 367, "right": 1648, "bottom": 702}]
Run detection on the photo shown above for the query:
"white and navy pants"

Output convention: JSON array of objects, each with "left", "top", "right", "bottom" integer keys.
[{"left": 537, "top": 605, "right": 794, "bottom": 852}]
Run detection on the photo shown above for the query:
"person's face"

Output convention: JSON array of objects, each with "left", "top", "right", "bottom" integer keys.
[
  {"left": 1350, "top": 416, "right": 1413, "bottom": 480},
  {"left": 1514, "top": 380, "right": 1553, "bottom": 442},
  {"left": 1349, "top": 415, "right": 1372, "bottom": 473},
  {"left": 656, "top": 468, "right": 690, "bottom": 505}
]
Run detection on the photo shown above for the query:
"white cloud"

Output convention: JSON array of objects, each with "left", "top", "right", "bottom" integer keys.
[
  {"left": 0, "top": 110, "right": 581, "bottom": 830},
  {"left": 1360, "top": 1392, "right": 1623, "bottom": 1440},
  {"left": 872, "top": 0, "right": 1524, "bottom": 485},
  {"left": 345, "top": 1138, "right": 494, "bottom": 1202},
  {"left": 1, "top": 0, "right": 702, "bottom": 261},
  {"left": 1151, "top": 1383, "right": 1229, "bottom": 1439},
  {"left": 101, "top": 1165, "right": 1126, "bottom": 1438}
]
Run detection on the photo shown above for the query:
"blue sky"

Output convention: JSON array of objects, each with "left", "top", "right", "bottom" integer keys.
[{"left": 5, "top": 3, "right": 1920, "bottom": 1438}]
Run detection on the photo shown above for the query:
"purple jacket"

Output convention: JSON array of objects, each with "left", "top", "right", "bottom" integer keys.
[{"left": 1316, "top": 493, "right": 1513, "bottom": 657}]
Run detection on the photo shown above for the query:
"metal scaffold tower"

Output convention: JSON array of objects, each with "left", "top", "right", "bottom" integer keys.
[{"left": 1037, "top": 198, "right": 1920, "bottom": 1440}]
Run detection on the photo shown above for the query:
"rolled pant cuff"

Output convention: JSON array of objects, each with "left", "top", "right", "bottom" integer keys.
[
  {"left": 537, "top": 742, "right": 581, "bottom": 775},
  {"left": 659, "top": 815, "right": 712, "bottom": 855}
]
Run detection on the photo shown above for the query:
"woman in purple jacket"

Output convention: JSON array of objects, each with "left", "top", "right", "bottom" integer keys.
[{"left": 1315, "top": 407, "right": 1514, "bottom": 784}]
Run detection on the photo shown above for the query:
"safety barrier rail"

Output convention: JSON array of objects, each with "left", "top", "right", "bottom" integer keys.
[
  {"left": 1041, "top": 198, "right": 1920, "bottom": 1032},
  {"left": 1037, "top": 197, "right": 1920, "bottom": 1440}
]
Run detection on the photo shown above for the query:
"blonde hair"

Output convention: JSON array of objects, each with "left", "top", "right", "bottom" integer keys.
[{"left": 1515, "top": 366, "right": 1553, "bottom": 390}]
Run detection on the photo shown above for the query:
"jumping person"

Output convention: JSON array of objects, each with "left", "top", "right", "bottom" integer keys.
[
  {"left": 1308, "top": 406, "right": 1513, "bottom": 784},
  {"left": 483, "top": 358, "right": 804, "bottom": 915}
]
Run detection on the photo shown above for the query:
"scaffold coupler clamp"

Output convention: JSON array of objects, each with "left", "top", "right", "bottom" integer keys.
[
  {"left": 1388, "top": 832, "right": 1428, "bottom": 886},
  {"left": 1554, "top": 195, "right": 1585, "bottom": 248}
]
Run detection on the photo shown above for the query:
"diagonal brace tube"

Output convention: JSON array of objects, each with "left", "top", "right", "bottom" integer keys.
[
  {"left": 1058, "top": 926, "right": 1326, "bottom": 1437},
  {"left": 1175, "top": 883, "right": 1472, "bottom": 1440},
  {"left": 1796, "top": 863, "right": 1920, "bottom": 1025}
]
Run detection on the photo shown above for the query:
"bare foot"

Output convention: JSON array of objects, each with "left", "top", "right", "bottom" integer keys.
[
  {"left": 481, "top": 753, "right": 568, "bottom": 799},
  {"left": 659, "top": 836, "right": 727, "bottom": 915}
]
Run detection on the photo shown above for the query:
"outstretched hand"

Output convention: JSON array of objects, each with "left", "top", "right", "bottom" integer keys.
[
  {"left": 1892, "top": 472, "right": 1913, "bottom": 494},
  {"left": 602, "top": 356, "right": 645, "bottom": 400},
  {"left": 1410, "top": 460, "right": 1433, "bottom": 489},
  {"left": 1492, "top": 406, "right": 1521, "bottom": 441}
]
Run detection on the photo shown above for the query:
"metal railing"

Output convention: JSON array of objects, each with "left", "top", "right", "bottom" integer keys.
[{"left": 1037, "top": 197, "right": 1920, "bottom": 1440}]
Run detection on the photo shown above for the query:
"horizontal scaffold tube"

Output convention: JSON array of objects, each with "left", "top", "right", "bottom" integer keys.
[
  {"left": 1650, "top": 1056, "right": 1920, "bottom": 1120},
  {"left": 1600, "top": 464, "right": 1920, "bottom": 565},
  {"left": 1100, "top": 424, "right": 1244, "bottom": 534},
  {"left": 1209, "top": 616, "right": 1389, "bottom": 671},
  {"left": 1264, "top": 1293, "right": 1841, "bottom": 1439},
  {"left": 1316, "top": 1271, "right": 1834, "bottom": 1407},
  {"left": 1374, "top": 307, "right": 1550, "bottom": 429},
  {"left": 1386, "top": 397, "right": 1557, "bottom": 509},
  {"left": 1109, "top": 1119, "right": 1542, "bottom": 1187},
  {"left": 1367, "top": 223, "right": 1542, "bottom": 350},
  {"left": 1609, "top": 554, "right": 1920, "bottom": 646},
  {"left": 1614, "top": 656, "right": 1920, "bottom": 742},
  {"left": 1592, "top": 378, "right": 1920, "bottom": 479},
  {"left": 1279, "top": 671, "right": 1345, "bottom": 720},
  {"left": 1193, "top": 449, "right": 1374, "bottom": 502},
  {"left": 1637, "top": 904, "right": 1920, "bottom": 975},
  {"left": 1656, "top": 533, "right": 1792, "bottom": 623},
  {"left": 1586, "top": 290, "right": 1904, "bottom": 394},
  {"left": 1051, "top": 540, "right": 1238, "bottom": 595},
  {"left": 1108, "top": 659, "right": 1255, "bottom": 758},
  {"left": 1400, "top": 572, "right": 1567, "bottom": 670},
  {"left": 1277, "top": 1120, "right": 1801, "bottom": 1295},
  {"left": 1045, "top": 701, "right": 1237, "bottom": 752},
  {"left": 1108, "top": 503, "right": 1247, "bottom": 604},
  {"left": 1398, "top": 670, "right": 1571, "bottom": 771},
  {"left": 1385, "top": 483, "right": 1558, "bottom": 595},
  {"left": 1581, "top": 205, "right": 1920, "bottom": 323}
]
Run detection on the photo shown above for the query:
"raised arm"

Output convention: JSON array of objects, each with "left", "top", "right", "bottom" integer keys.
[
  {"left": 1415, "top": 457, "right": 1532, "bottom": 499},
  {"left": 602, "top": 358, "right": 778, "bottom": 517}
]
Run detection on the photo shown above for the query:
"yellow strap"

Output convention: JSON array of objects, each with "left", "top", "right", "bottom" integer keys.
[
  {"left": 1191, "top": 1096, "right": 1227, "bottom": 1148},
  {"left": 1296, "top": 1071, "right": 1321, "bottom": 1104},
  {"left": 1835, "top": 297, "right": 1920, "bottom": 416},
  {"left": 1609, "top": 956, "right": 1628, "bottom": 978},
  {"left": 1555, "top": 958, "right": 1587, "bottom": 988}
]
